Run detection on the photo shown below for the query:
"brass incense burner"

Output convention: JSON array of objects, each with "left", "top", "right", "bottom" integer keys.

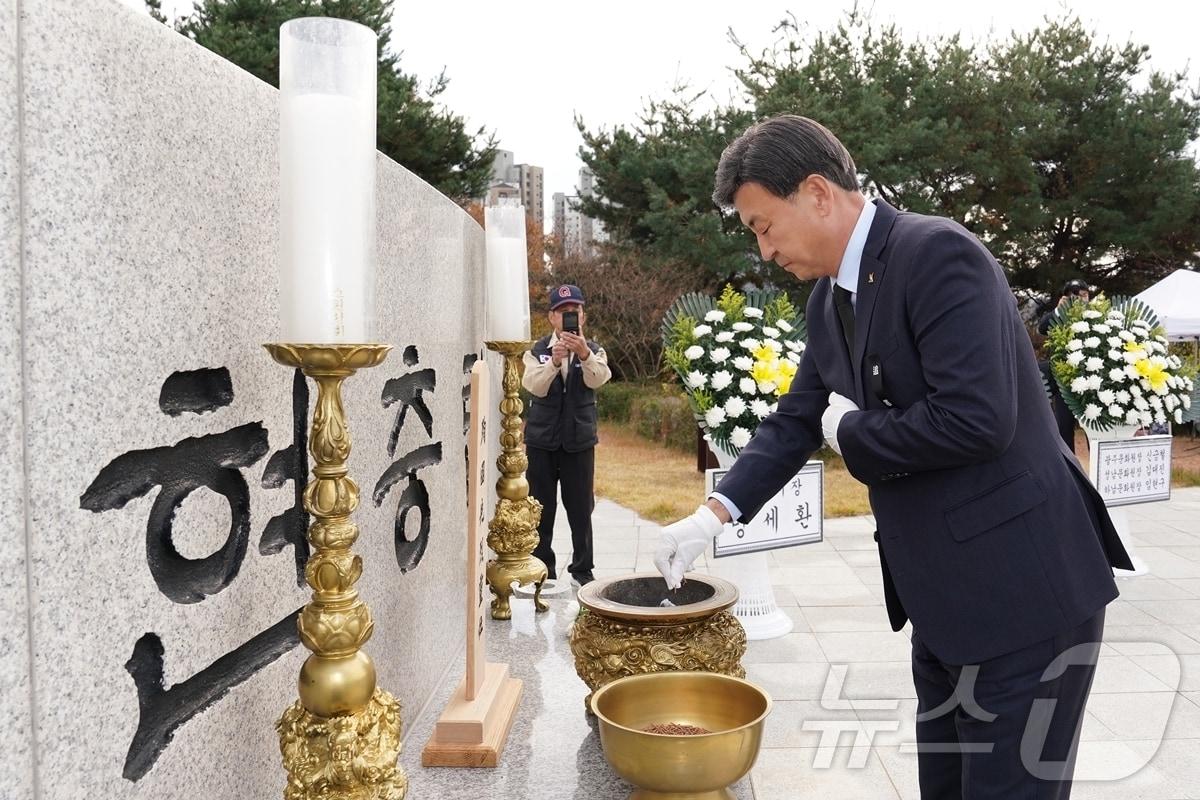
[
  {"left": 592, "top": 670, "right": 771, "bottom": 800},
  {"left": 569, "top": 573, "right": 746, "bottom": 707}
]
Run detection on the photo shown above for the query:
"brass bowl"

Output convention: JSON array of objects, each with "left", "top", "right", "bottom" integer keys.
[{"left": 591, "top": 670, "right": 772, "bottom": 800}]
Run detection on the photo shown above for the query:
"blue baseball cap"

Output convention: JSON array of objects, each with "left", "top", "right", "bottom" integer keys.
[{"left": 550, "top": 284, "right": 585, "bottom": 310}]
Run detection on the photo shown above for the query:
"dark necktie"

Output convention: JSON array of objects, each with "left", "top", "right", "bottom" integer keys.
[{"left": 833, "top": 284, "right": 856, "bottom": 356}]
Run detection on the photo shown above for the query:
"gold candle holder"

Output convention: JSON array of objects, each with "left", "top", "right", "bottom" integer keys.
[
  {"left": 484, "top": 340, "right": 549, "bottom": 620},
  {"left": 265, "top": 344, "right": 407, "bottom": 800}
]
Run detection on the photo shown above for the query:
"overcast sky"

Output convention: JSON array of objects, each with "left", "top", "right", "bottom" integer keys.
[{"left": 119, "top": 0, "right": 1198, "bottom": 226}]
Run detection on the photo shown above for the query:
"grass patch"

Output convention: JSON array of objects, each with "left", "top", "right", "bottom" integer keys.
[
  {"left": 1173, "top": 465, "right": 1200, "bottom": 488},
  {"left": 595, "top": 422, "right": 871, "bottom": 524}
]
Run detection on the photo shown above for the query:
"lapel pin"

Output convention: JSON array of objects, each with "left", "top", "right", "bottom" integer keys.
[{"left": 867, "top": 272, "right": 875, "bottom": 284}]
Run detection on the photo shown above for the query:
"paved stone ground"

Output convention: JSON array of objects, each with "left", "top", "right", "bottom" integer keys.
[{"left": 547, "top": 488, "right": 1200, "bottom": 799}]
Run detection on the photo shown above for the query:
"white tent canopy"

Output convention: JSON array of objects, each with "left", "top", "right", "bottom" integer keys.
[{"left": 1134, "top": 269, "right": 1200, "bottom": 339}]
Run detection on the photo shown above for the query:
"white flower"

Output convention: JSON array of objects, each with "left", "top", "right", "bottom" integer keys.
[
  {"left": 1118, "top": 330, "right": 1135, "bottom": 342},
  {"left": 744, "top": 307, "right": 764, "bottom": 318},
  {"left": 1107, "top": 336, "right": 1122, "bottom": 348},
  {"left": 1066, "top": 351, "right": 1085, "bottom": 367},
  {"left": 758, "top": 381, "right": 777, "bottom": 395},
  {"left": 1166, "top": 395, "right": 1179, "bottom": 411},
  {"left": 1097, "top": 389, "right": 1116, "bottom": 405},
  {"left": 684, "top": 345, "right": 705, "bottom": 360},
  {"left": 1116, "top": 389, "right": 1131, "bottom": 404},
  {"left": 1140, "top": 410, "right": 1153, "bottom": 426},
  {"left": 1092, "top": 324, "right": 1111, "bottom": 334},
  {"left": 729, "top": 426, "right": 751, "bottom": 448},
  {"left": 1176, "top": 409, "right": 1185, "bottom": 423},
  {"left": 777, "top": 319, "right": 794, "bottom": 333},
  {"left": 1124, "top": 365, "right": 1141, "bottom": 382},
  {"left": 1070, "top": 377, "right": 1089, "bottom": 393},
  {"left": 704, "top": 406, "right": 727, "bottom": 428},
  {"left": 1108, "top": 405, "right": 1124, "bottom": 418},
  {"left": 770, "top": 402, "right": 779, "bottom": 412},
  {"left": 740, "top": 339, "right": 761, "bottom": 351},
  {"left": 1108, "top": 349, "right": 1123, "bottom": 361},
  {"left": 1067, "top": 340, "right": 1084, "bottom": 351},
  {"left": 739, "top": 377, "right": 757, "bottom": 395},
  {"left": 1070, "top": 321, "right": 1091, "bottom": 333},
  {"left": 1129, "top": 381, "right": 1142, "bottom": 397},
  {"left": 1083, "top": 404, "right": 1101, "bottom": 421},
  {"left": 710, "top": 347, "right": 731, "bottom": 363},
  {"left": 750, "top": 399, "right": 771, "bottom": 418},
  {"left": 1109, "top": 368, "right": 1128, "bottom": 383},
  {"left": 1149, "top": 395, "right": 1163, "bottom": 410},
  {"left": 1084, "top": 337, "right": 1101, "bottom": 349},
  {"left": 724, "top": 396, "right": 748, "bottom": 417},
  {"left": 1184, "top": 395, "right": 1192, "bottom": 410},
  {"left": 704, "top": 310, "right": 727, "bottom": 323},
  {"left": 711, "top": 370, "right": 733, "bottom": 391},
  {"left": 762, "top": 326, "right": 781, "bottom": 339},
  {"left": 732, "top": 322, "right": 754, "bottom": 332},
  {"left": 732, "top": 355, "right": 753, "bottom": 371},
  {"left": 693, "top": 324, "right": 712, "bottom": 337},
  {"left": 764, "top": 339, "right": 783, "bottom": 353},
  {"left": 787, "top": 351, "right": 802, "bottom": 364},
  {"left": 1085, "top": 357, "right": 1104, "bottom": 372},
  {"left": 1123, "top": 350, "right": 1143, "bottom": 365},
  {"left": 715, "top": 331, "right": 735, "bottom": 343},
  {"left": 1126, "top": 409, "right": 1141, "bottom": 425},
  {"left": 786, "top": 340, "right": 802, "bottom": 352},
  {"left": 1134, "top": 396, "right": 1150, "bottom": 411},
  {"left": 1086, "top": 375, "right": 1103, "bottom": 391},
  {"left": 1154, "top": 411, "right": 1167, "bottom": 425},
  {"left": 685, "top": 370, "right": 706, "bottom": 389},
  {"left": 1083, "top": 309, "right": 1102, "bottom": 319}
]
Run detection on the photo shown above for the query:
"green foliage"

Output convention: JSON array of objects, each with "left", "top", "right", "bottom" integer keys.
[
  {"left": 597, "top": 382, "right": 645, "bottom": 423},
  {"left": 577, "top": 11, "right": 1200, "bottom": 297},
  {"left": 630, "top": 394, "right": 696, "bottom": 453},
  {"left": 716, "top": 285, "right": 746, "bottom": 321},
  {"left": 149, "top": 0, "right": 495, "bottom": 200}
]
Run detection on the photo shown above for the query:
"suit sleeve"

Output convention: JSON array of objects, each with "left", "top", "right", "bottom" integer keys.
[
  {"left": 712, "top": 342, "right": 828, "bottom": 523},
  {"left": 837, "top": 227, "right": 1020, "bottom": 484}
]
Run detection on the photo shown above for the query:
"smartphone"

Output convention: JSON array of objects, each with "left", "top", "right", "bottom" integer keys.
[{"left": 562, "top": 310, "right": 580, "bottom": 335}]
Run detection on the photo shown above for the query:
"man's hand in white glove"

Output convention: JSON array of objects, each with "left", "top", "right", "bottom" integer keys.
[
  {"left": 653, "top": 504, "right": 725, "bottom": 590},
  {"left": 821, "top": 391, "right": 859, "bottom": 455}
]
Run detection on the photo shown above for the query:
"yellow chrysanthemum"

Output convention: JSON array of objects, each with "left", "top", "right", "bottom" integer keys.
[
  {"left": 752, "top": 345, "right": 777, "bottom": 363},
  {"left": 776, "top": 371, "right": 794, "bottom": 396},
  {"left": 778, "top": 359, "right": 797, "bottom": 379},
  {"left": 751, "top": 359, "right": 778, "bottom": 385},
  {"left": 1124, "top": 341, "right": 1146, "bottom": 354},
  {"left": 1135, "top": 359, "right": 1168, "bottom": 392}
]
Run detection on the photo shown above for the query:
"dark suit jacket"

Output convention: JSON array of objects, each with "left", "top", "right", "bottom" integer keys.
[{"left": 716, "top": 199, "right": 1132, "bottom": 664}]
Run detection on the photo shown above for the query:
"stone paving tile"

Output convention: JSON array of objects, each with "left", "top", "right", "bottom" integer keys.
[
  {"left": 802, "top": 605, "right": 899, "bottom": 633},
  {"left": 743, "top": 632, "right": 829, "bottom": 664},
  {"left": 816, "top": 631, "right": 913, "bottom": 663},
  {"left": 789, "top": 582, "right": 878, "bottom": 607},
  {"left": 751, "top": 746, "right": 902, "bottom": 800}
]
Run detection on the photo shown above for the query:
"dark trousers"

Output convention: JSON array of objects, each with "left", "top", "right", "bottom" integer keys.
[
  {"left": 526, "top": 445, "right": 595, "bottom": 579},
  {"left": 912, "top": 608, "right": 1105, "bottom": 799}
]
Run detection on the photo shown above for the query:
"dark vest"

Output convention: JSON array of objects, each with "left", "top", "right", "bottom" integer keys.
[{"left": 525, "top": 334, "right": 601, "bottom": 452}]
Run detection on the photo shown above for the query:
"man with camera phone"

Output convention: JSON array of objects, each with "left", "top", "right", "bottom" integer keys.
[{"left": 522, "top": 284, "right": 612, "bottom": 587}]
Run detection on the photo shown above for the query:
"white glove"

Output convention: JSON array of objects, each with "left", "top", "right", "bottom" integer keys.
[
  {"left": 821, "top": 391, "right": 859, "bottom": 455},
  {"left": 653, "top": 504, "right": 725, "bottom": 590}
]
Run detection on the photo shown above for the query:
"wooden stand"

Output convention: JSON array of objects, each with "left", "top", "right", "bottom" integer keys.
[
  {"left": 422, "top": 360, "right": 522, "bottom": 767},
  {"left": 421, "top": 662, "right": 522, "bottom": 767}
]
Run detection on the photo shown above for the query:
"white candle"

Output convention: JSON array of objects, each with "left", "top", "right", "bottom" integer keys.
[
  {"left": 484, "top": 201, "right": 531, "bottom": 341},
  {"left": 279, "top": 18, "right": 377, "bottom": 343}
]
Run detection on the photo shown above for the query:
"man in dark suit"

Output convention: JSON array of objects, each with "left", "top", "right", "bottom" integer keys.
[{"left": 654, "top": 116, "right": 1132, "bottom": 799}]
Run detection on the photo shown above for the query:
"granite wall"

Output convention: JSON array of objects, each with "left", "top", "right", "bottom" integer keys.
[{"left": 2, "top": 1, "right": 485, "bottom": 796}]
